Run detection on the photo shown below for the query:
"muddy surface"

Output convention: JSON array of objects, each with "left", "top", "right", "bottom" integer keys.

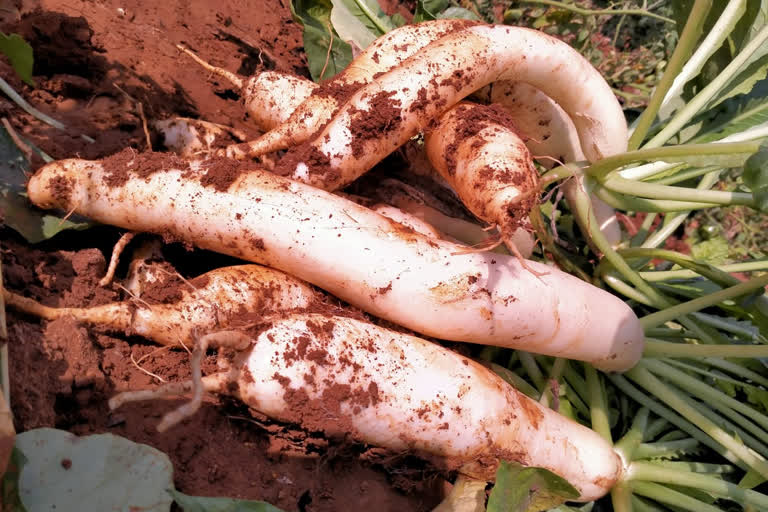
[{"left": 1, "top": 0, "right": 447, "bottom": 509}]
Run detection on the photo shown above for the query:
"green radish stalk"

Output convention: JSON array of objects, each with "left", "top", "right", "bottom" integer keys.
[
  {"left": 3, "top": 265, "right": 318, "bottom": 346},
  {"left": 276, "top": 24, "right": 627, "bottom": 190},
  {"left": 110, "top": 313, "right": 623, "bottom": 501},
  {"left": 27, "top": 153, "right": 644, "bottom": 371},
  {"left": 490, "top": 81, "right": 621, "bottom": 246},
  {"left": 178, "top": 19, "right": 479, "bottom": 159}
]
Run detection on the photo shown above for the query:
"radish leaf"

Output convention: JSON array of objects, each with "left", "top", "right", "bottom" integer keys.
[
  {"left": 486, "top": 461, "right": 579, "bottom": 512},
  {"left": 291, "top": 0, "right": 353, "bottom": 81},
  {"left": 330, "top": 0, "right": 396, "bottom": 49},
  {"left": 0, "top": 32, "right": 34, "bottom": 86}
]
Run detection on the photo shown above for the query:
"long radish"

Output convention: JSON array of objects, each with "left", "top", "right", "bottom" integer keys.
[
  {"left": 110, "top": 313, "right": 623, "bottom": 501},
  {"left": 276, "top": 24, "right": 627, "bottom": 190},
  {"left": 423, "top": 102, "right": 538, "bottom": 256},
  {"left": 490, "top": 81, "right": 621, "bottom": 245},
  {"left": 177, "top": 69, "right": 539, "bottom": 255},
  {"left": 3, "top": 264, "right": 318, "bottom": 346},
  {"left": 179, "top": 20, "right": 479, "bottom": 160},
  {"left": 27, "top": 153, "right": 644, "bottom": 371}
]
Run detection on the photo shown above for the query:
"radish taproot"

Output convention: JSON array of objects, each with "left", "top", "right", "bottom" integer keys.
[
  {"left": 179, "top": 19, "right": 479, "bottom": 160},
  {"left": 110, "top": 313, "right": 623, "bottom": 501},
  {"left": 275, "top": 24, "right": 627, "bottom": 190},
  {"left": 3, "top": 264, "right": 318, "bottom": 347},
  {"left": 490, "top": 81, "right": 621, "bottom": 245},
  {"left": 423, "top": 102, "right": 538, "bottom": 257},
  {"left": 27, "top": 152, "right": 644, "bottom": 371}
]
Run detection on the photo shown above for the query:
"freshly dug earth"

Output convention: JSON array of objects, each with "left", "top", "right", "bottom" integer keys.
[{"left": 1, "top": 0, "right": 445, "bottom": 509}]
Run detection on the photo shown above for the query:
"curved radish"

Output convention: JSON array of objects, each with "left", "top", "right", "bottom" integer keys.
[
  {"left": 194, "top": 69, "right": 538, "bottom": 255},
  {"left": 278, "top": 24, "right": 627, "bottom": 190},
  {"left": 490, "top": 81, "right": 621, "bottom": 245},
  {"left": 180, "top": 20, "right": 479, "bottom": 160},
  {"left": 112, "top": 313, "right": 622, "bottom": 501},
  {"left": 423, "top": 102, "right": 538, "bottom": 255},
  {"left": 27, "top": 154, "right": 644, "bottom": 371},
  {"left": 3, "top": 265, "right": 318, "bottom": 346}
]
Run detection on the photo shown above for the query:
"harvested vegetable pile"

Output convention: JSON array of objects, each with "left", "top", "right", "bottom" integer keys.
[{"left": 2, "top": 0, "right": 768, "bottom": 511}]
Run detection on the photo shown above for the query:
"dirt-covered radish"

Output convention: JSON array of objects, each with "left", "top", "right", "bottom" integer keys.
[
  {"left": 423, "top": 102, "right": 538, "bottom": 257},
  {"left": 153, "top": 117, "right": 248, "bottom": 158},
  {"left": 152, "top": 101, "right": 535, "bottom": 255},
  {"left": 490, "top": 81, "right": 621, "bottom": 245},
  {"left": 276, "top": 24, "right": 627, "bottom": 190},
  {"left": 3, "top": 264, "right": 318, "bottom": 346},
  {"left": 27, "top": 152, "right": 644, "bottom": 371},
  {"left": 179, "top": 20, "right": 478, "bottom": 160},
  {"left": 111, "top": 313, "right": 622, "bottom": 501}
]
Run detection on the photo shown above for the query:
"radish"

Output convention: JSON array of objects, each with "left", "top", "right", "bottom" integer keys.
[
  {"left": 3, "top": 265, "right": 318, "bottom": 347},
  {"left": 110, "top": 313, "right": 623, "bottom": 501},
  {"left": 27, "top": 153, "right": 644, "bottom": 371},
  {"left": 490, "top": 81, "right": 621, "bottom": 245},
  {"left": 423, "top": 102, "right": 538, "bottom": 258},
  {"left": 179, "top": 19, "right": 479, "bottom": 160},
  {"left": 153, "top": 117, "right": 248, "bottom": 158},
  {"left": 276, "top": 24, "right": 627, "bottom": 191}
]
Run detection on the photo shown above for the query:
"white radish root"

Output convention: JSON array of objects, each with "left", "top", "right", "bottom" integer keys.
[
  {"left": 27, "top": 154, "right": 644, "bottom": 371},
  {"left": 110, "top": 313, "right": 622, "bottom": 501},
  {"left": 276, "top": 24, "right": 627, "bottom": 191},
  {"left": 3, "top": 264, "right": 318, "bottom": 346},
  {"left": 424, "top": 102, "right": 539, "bottom": 259},
  {"left": 490, "top": 81, "right": 621, "bottom": 246},
  {"left": 179, "top": 20, "right": 479, "bottom": 160},
  {"left": 153, "top": 117, "right": 247, "bottom": 158},
  {"left": 202, "top": 68, "right": 539, "bottom": 256}
]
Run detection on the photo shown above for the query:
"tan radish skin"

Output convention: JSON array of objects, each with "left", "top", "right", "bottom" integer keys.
[
  {"left": 28, "top": 155, "right": 644, "bottom": 371},
  {"left": 3, "top": 265, "right": 317, "bottom": 346},
  {"left": 490, "top": 81, "right": 621, "bottom": 245},
  {"left": 280, "top": 24, "right": 627, "bottom": 190},
  {"left": 224, "top": 19, "right": 478, "bottom": 160},
  {"left": 189, "top": 314, "right": 622, "bottom": 501},
  {"left": 424, "top": 102, "right": 538, "bottom": 247}
]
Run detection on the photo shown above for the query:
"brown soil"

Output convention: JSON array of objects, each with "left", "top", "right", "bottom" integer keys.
[{"left": 0, "top": 0, "right": 447, "bottom": 509}]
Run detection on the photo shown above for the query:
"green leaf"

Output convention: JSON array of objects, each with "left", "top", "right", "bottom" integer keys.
[
  {"left": 690, "top": 235, "right": 731, "bottom": 264},
  {"left": 0, "top": 126, "right": 91, "bottom": 242},
  {"left": 486, "top": 461, "right": 580, "bottom": 512},
  {"left": 330, "top": 0, "right": 395, "bottom": 50},
  {"left": 0, "top": 32, "right": 34, "bottom": 86},
  {"left": 390, "top": 13, "right": 407, "bottom": 26},
  {"left": 692, "top": 83, "right": 768, "bottom": 143},
  {"left": 413, "top": 0, "right": 450, "bottom": 22},
  {"left": 743, "top": 142, "right": 768, "bottom": 211},
  {"left": 16, "top": 428, "right": 174, "bottom": 512},
  {"left": 437, "top": 6, "right": 480, "bottom": 20},
  {"left": 169, "top": 489, "right": 284, "bottom": 512},
  {"left": 291, "top": 0, "right": 353, "bottom": 81},
  {"left": 708, "top": 2, "right": 768, "bottom": 105},
  {"left": 1, "top": 447, "right": 28, "bottom": 512}
]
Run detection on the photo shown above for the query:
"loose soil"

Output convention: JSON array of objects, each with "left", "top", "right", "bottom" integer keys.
[{"left": 0, "top": 0, "right": 447, "bottom": 509}]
